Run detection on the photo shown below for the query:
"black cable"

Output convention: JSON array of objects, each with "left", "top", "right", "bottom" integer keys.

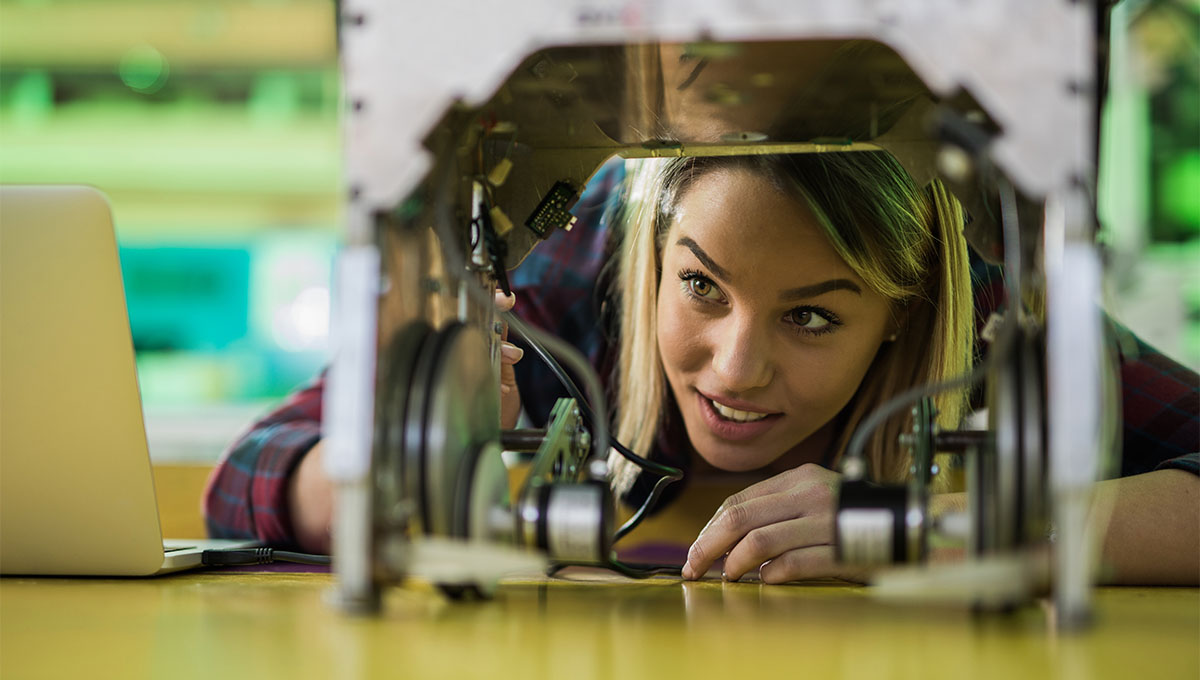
[
  {"left": 547, "top": 558, "right": 682, "bottom": 579},
  {"left": 613, "top": 474, "right": 675, "bottom": 542},
  {"left": 605, "top": 558, "right": 682, "bottom": 579},
  {"left": 516, "top": 330, "right": 681, "bottom": 479},
  {"left": 201, "top": 548, "right": 332, "bottom": 567},
  {"left": 514, "top": 323, "right": 682, "bottom": 542}
]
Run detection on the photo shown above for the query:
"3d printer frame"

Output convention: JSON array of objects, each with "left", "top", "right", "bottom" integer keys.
[{"left": 323, "top": 0, "right": 1115, "bottom": 627}]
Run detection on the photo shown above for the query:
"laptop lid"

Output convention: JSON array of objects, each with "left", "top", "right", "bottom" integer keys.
[{"left": 1, "top": 185, "right": 166, "bottom": 576}]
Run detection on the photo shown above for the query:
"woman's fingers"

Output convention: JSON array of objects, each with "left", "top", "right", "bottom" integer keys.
[
  {"left": 500, "top": 341, "right": 524, "bottom": 365},
  {"left": 495, "top": 290, "right": 521, "bottom": 427},
  {"left": 499, "top": 341, "right": 523, "bottom": 397},
  {"left": 683, "top": 464, "right": 842, "bottom": 581},
  {"left": 720, "top": 516, "right": 833, "bottom": 582},
  {"left": 494, "top": 289, "right": 516, "bottom": 313},
  {"left": 757, "top": 545, "right": 871, "bottom": 585},
  {"left": 495, "top": 289, "right": 515, "bottom": 344},
  {"left": 684, "top": 490, "right": 817, "bottom": 579}
]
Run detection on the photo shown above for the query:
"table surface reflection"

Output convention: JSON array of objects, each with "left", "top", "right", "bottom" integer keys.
[{"left": 2, "top": 570, "right": 1197, "bottom": 680}]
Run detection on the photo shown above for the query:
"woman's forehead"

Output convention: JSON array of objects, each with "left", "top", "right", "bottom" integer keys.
[{"left": 667, "top": 168, "right": 858, "bottom": 284}]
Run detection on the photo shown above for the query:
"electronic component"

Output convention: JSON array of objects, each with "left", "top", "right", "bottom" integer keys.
[{"left": 524, "top": 181, "right": 579, "bottom": 238}]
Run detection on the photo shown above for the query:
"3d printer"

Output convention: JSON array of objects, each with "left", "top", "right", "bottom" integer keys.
[{"left": 323, "top": 1, "right": 1116, "bottom": 627}]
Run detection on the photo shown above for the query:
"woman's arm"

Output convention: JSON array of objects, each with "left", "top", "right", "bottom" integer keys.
[
  {"left": 203, "top": 374, "right": 324, "bottom": 545},
  {"left": 932, "top": 468, "right": 1199, "bottom": 585},
  {"left": 287, "top": 440, "right": 333, "bottom": 554},
  {"left": 1091, "top": 468, "right": 1198, "bottom": 585}
]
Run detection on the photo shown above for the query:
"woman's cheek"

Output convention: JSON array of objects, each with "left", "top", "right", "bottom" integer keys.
[
  {"left": 782, "top": 340, "right": 878, "bottom": 417},
  {"left": 657, "top": 295, "right": 704, "bottom": 376}
]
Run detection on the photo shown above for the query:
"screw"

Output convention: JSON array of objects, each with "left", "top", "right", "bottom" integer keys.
[
  {"left": 937, "top": 145, "right": 974, "bottom": 184},
  {"left": 588, "top": 459, "right": 609, "bottom": 480}
]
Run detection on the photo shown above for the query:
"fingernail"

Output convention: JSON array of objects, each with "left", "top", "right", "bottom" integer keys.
[
  {"left": 500, "top": 383, "right": 511, "bottom": 395},
  {"left": 681, "top": 563, "right": 694, "bottom": 580},
  {"left": 500, "top": 342, "right": 524, "bottom": 363}
]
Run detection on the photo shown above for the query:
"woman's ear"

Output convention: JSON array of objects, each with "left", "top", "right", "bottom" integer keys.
[{"left": 884, "top": 301, "right": 908, "bottom": 342}]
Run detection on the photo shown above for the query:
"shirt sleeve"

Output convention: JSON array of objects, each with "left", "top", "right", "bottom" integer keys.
[
  {"left": 203, "top": 372, "right": 325, "bottom": 545},
  {"left": 970, "top": 256, "right": 1198, "bottom": 478},
  {"left": 1112, "top": 325, "right": 1200, "bottom": 477}
]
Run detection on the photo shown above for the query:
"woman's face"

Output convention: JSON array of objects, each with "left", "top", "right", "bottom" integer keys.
[{"left": 656, "top": 167, "right": 895, "bottom": 471}]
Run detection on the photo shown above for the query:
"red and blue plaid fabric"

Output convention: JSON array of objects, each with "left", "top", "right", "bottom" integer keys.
[{"left": 205, "top": 161, "right": 1198, "bottom": 543}]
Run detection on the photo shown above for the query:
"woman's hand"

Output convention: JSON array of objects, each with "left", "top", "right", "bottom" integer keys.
[
  {"left": 496, "top": 290, "right": 524, "bottom": 429},
  {"left": 681, "top": 463, "right": 871, "bottom": 584}
]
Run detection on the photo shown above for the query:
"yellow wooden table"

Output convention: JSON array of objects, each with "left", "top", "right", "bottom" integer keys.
[{"left": 2, "top": 570, "right": 1196, "bottom": 680}]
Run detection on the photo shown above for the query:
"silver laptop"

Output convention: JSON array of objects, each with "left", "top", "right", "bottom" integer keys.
[{"left": 0, "top": 185, "right": 253, "bottom": 576}]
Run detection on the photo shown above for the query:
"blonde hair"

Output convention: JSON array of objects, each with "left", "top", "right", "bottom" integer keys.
[{"left": 610, "top": 151, "right": 973, "bottom": 493}]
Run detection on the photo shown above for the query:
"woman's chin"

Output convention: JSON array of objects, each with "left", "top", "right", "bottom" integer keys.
[{"left": 693, "top": 443, "right": 779, "bottom": 473}]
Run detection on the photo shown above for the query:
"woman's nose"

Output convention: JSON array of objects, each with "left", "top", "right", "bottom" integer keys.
[{"left": 709, "top": 315, "right": 773, "bottom": 393}]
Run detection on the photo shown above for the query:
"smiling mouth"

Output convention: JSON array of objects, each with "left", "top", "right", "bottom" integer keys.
[
  {"left": 706, "top": 398, "right": 770, "bottom": 422},
  {"left": 699, "top": 393, "right": 781, "bottom": 423}
]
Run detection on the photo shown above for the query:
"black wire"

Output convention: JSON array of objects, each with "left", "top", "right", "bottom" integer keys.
[
  {"left": 548, "top": 558, "right": 682, "bottom": 579},
  {"left": 606, "top": 558, "right": 682, "bottom": 579},
  {"left": 514, "top": 324, "right": 683, "bottom": 543},
  {"left": 614, "top": 474, "right": 675, "bottom": 542},
  {"left": 516, "top": 331, "right": 681, "bottom": 480},
  {"left": 201, "top": 548, "right": 332, "bottom": 567},
  {"left": 273, "top": 551, "right": 332, "bottom": 565}
]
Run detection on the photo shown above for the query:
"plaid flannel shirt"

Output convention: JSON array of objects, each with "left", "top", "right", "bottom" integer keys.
[{"left": 204, "top": 160, "right": 1199, "bottom": 544}]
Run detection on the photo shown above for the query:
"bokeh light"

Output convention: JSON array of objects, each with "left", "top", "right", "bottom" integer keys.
[{"left": 118, "top": 44, "right": 170, "bottom": 94}]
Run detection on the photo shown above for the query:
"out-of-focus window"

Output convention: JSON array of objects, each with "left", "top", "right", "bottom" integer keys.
[{"left": 0, "top": 0, "right": 341, "bottom": 462}]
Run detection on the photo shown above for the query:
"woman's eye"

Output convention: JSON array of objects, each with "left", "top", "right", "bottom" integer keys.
[
  {"left": 787, "top": 308, "right": 836, "bottom": 333},
  {"left": 687, "top": 277, "right": 721, "bottom": 300},
  {"left": 686, "top": 275, "right": 720, "bottom": 302}
]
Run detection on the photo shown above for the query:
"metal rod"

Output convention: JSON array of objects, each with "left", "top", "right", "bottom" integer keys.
[{"left": 501, "top": 428, "right": 548, "bottom": 453}]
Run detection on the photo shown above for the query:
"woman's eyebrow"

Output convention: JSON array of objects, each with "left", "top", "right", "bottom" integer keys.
[
  {"left": 779, "top": 279, "right": 862, "bottom": 300},
  {"left": 675, "top": 237, "right": 731, "bottom": 281}
]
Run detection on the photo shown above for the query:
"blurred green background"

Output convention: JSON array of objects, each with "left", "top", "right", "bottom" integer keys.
[
  {"left": 0, "top": 0, "right": 1195, "bottom": 462},
  {"left": 1, "top": 0, "right": 341, "bottom": 461}
]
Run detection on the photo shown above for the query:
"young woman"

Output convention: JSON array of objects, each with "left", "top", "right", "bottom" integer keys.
[{"left": 206, "top": 152, "right": 1199, "bottom": 585}]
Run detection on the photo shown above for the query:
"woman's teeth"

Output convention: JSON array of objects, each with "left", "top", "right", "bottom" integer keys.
[{"left": 708, "top": 398, "right": 771, "bottom": 423}]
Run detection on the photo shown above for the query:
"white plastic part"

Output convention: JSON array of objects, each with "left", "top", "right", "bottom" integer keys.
[
  {"left": 407, "top": 536, "right": 547, "bottom": 585},
  {"left": 871, "top": 556, "right": 1037, "bottom": 608},
  {"left": 324, "top": 246, "right": 380, "bottom": 481},
  {"left": 324, "top": 246, "right": 382, "bottom": 612},
  {"left": 1047, "top": 225, "right": 1104, "bottom": 626}
]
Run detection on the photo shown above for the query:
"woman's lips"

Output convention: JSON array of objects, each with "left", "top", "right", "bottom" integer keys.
[
  {"left": 699, "top": 390, "right": 778, "bottom": 414},
  {"left": 695, "top": 391, "right": 782, "bottom": 442}
]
